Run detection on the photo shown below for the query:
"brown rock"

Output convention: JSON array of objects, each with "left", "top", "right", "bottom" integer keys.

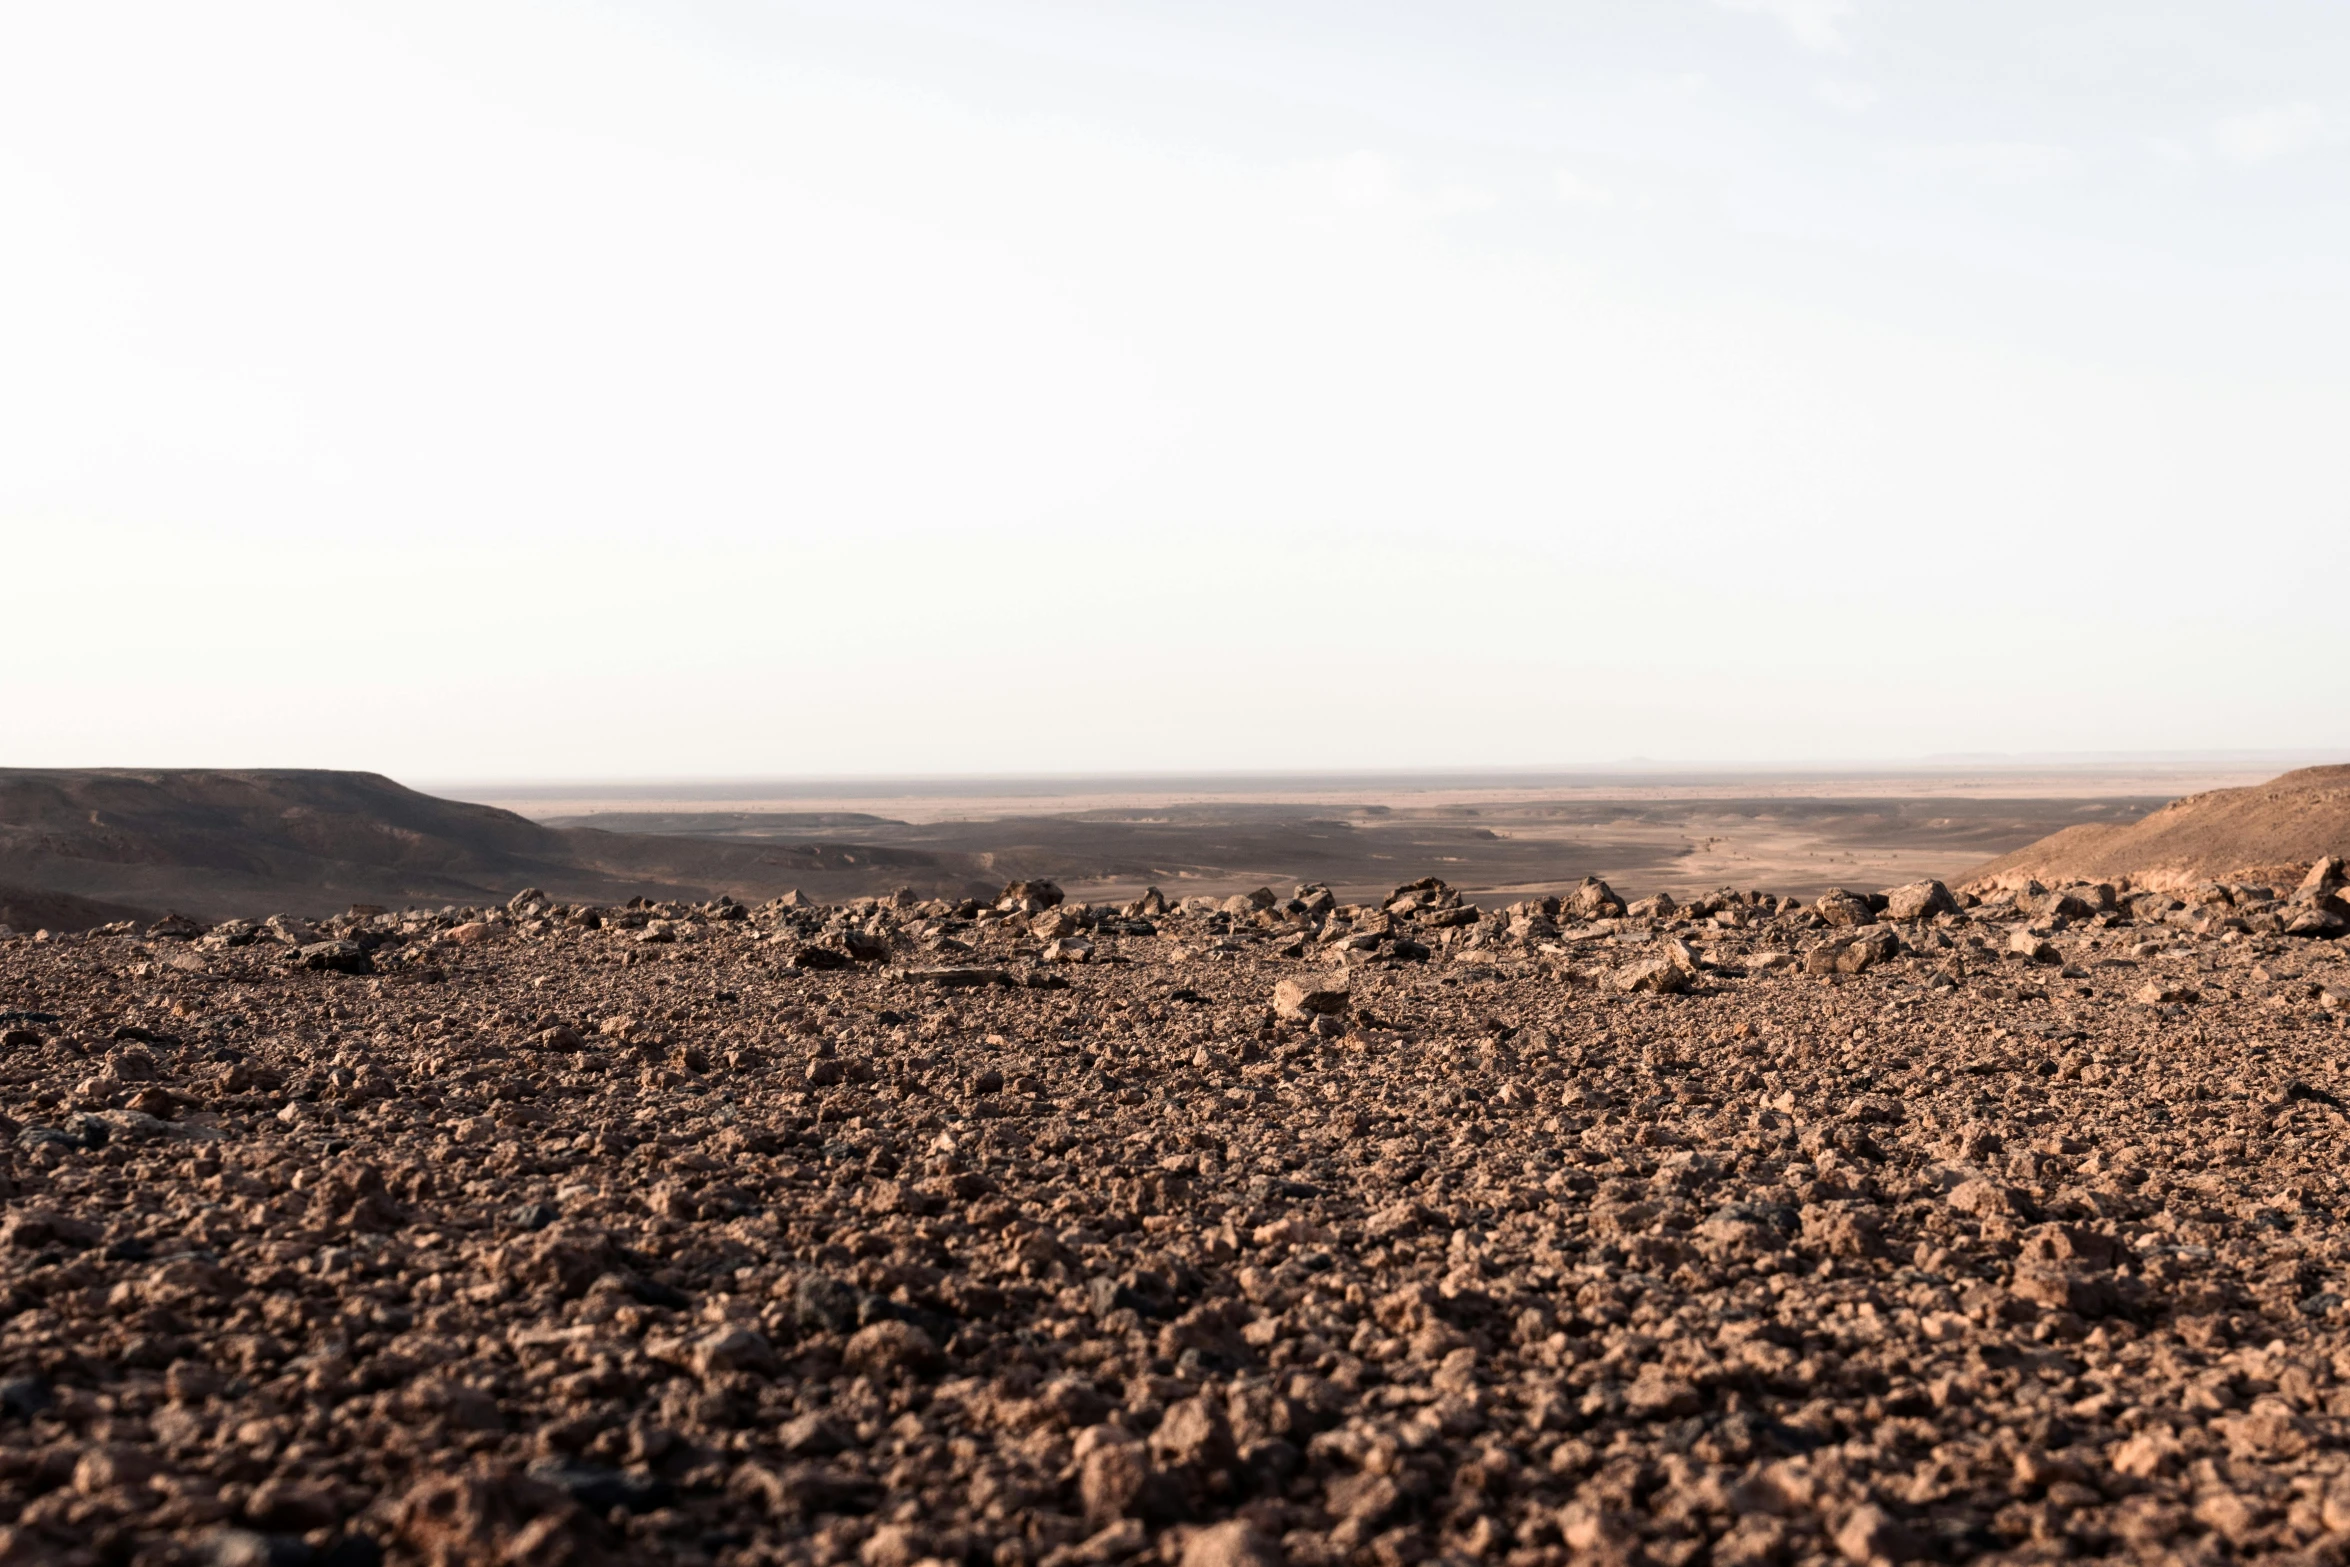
[
  {"left": 1814, "top": 889, "right": 1873, "bottom": 927},
  {"left": 687, "top": 1325, "right": 778, "bottom": 1378},
  {"left": 1564, "top": 877, "right": 1626, "bottom": 919},
  {"left": 489, "top": 1226, "right": 624, "bottom": 1299},
  {"left": 395, "top": 1470, "right": 610, "bottom": 1566},
  {"left": 73, "top": 1445, "right": 159, "bottom": 1496},
  {"left": 1273, "top": 977, "right": 1349, "bottom": 1020},
  {"left": 1947, "top": 1179, "right": 2029, "bottom": 1221},
  {"left": 1149, "top": 1395, "right": 1236, "bottom": 1471},
  {"left": 1623, "top": 1366, "right": 1700, "bottom": 1417},
  {"left": 1834, "top": 1503, "right": 1920, "bottom": 1563},
  {"left": 2008, "top": 1265, "right": 2120, "bottom": 1318},
  {"left": 1800, "top": 1205, "right": 1881, "bottom": 1258},
  {"left": 1881, "top": 880, "right": 1957, "bottom": 921},
  {"left": 843, "top": 1318, "right": 940, "bottom": 1377},
  {"left": 1180, "top": 1520, "right": 1283, "bottom": 1567},
  {"left": 1612, "top": 958, "right": 1689, "bottom": 994},
  {"left": 246, "top": 1477, "right": 344, "bottom": 1532},
  {"left": 1079, "top": 1431, "right": 1153, "bottom": 1523}
]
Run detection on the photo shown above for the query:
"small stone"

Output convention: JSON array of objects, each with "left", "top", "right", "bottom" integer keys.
[
  {"left": 843, "top": 1318, "right": 940, "bottom": 1376},
  {"left": 74, "top": 1444, "right": 159, "bottom": 1496},
  {"left": 2009, "top": 932, "right": 2061, "bottom": 964},
  {"left": 687, "top": 1325, "right": 777, "bottom": 1378},
  {"left": 1273, "top": 978, "right": 1349, "bottom": 1020},
  {"left": 244, "top": 1476, "right": 343, "bottom": 1531},
  {"left": 295, "top": 939, "right": 373, "bottom": 974},
  {"left": 1612, "top": 958, "right": 1689, "bottom": 994},
  {"left": 1148, "top": 1395, "right": 1235, "bottom": 1470},
  {"left": 1948, "top": 1178, "right": 2028, "bottom": 1220},
  {"left": 1181, "top": 1521, "right": 1282, "bottom": 1567},
  {"left": 1835, "top": 1503, "right": 1920, "bottom": 1563},
  {"left": 1078, "top": 1431, "right": 1152, "bottom": 1523}
]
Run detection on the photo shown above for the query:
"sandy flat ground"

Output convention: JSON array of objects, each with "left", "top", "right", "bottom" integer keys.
[
  {"left": 444, "top": 761, "right": 2289, "bottom": 826},
  {"left": 425, "top": 763, "right": 2313, "bottom": 903}
]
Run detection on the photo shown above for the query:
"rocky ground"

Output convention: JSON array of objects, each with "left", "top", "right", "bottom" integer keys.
[{"left": 2, "top": 865, "right": 2349, "bottom": 1567}]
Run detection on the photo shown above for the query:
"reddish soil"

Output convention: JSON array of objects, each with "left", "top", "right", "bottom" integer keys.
[{"left": 2, "top": 872, "right": 2348, "bottom": 1566}]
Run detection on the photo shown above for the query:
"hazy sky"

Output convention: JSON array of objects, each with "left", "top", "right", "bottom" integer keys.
[{"left": 5, "top": 2, "right": 2346, "bottom": 778}]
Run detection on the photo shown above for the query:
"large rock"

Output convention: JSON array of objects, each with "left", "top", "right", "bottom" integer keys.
[
  {"left": 294, "top": 940, "right": 373, "bottom": 975},
  {"left": 1837, "top": 927, "right": 1900, "bottom": 973},
  {"left": 1564, "top": 877, "right": 1625, "bottom": 920},
  {"left": 2008, "top": 932, "right": 2061, "bottom": 964},
  {"left": 1273, "top": 978, "right": 1349, "bottom": 1020},
  {"left": 996, "top": 880, "right": 1064, "bottom": 914},
  {"left": 1881, "top": 880, "right": 1956, "bottom": 921},
  {"left": 1814, "top": 889, "right": 1873, "bottom": 927},
  {"left": 1612, "top": 958, "right": 1689, "bottom": 994},
  {"left": 1385, "top": 878, "right": 1454, "bottom": 914},
  {"left": 2285, "top": 906, "right": 2346, "bottom": 939}
]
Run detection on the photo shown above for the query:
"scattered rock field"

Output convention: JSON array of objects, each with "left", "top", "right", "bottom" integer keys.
[{"left": 3, "top": 865, "right": 2349, "bottom": 1567}]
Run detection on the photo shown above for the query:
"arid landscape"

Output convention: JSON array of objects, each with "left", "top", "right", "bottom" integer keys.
[
  {"left": 12, "top": 0, "right": 2350, "bottom": 1562},
  {"left": 2, "top": 764, "right": 2348, "bottom": 1565},
  {"left": 5, "top": 764, "right": 2310, "bottom": 937}
]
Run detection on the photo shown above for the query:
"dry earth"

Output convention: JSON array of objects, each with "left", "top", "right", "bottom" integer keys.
[
  {"left": 532, "top": 797, "right": 2173, "bottom": 911},
  {"left": 3, "top": 862, "right": 2350, "bottom": 1567},
  {"left": 1966, "top": 771, "right": 2350, "bottom": 897}
]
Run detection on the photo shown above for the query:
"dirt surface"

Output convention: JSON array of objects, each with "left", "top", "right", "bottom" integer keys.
[
  {"left": 453, "top": 763, "right": 2309, "bottom": 822},
  {"left": 5, "top": 867, "right": 2350, "bottom": 1565},
  {"left": 537, "top": 797, "right": 2173, "bottom": 910},
  {"left": 1966, "top": 769, "right": 2350, "bottom": 895}
]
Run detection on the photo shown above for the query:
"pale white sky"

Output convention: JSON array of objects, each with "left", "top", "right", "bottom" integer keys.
[{"left": 4, "top": 2, "right": 2345, "bottom": 778}]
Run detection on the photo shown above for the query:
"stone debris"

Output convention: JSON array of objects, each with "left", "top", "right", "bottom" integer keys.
[{"left": 0, "top": 872, "right": 2344, "bottom": 1566}]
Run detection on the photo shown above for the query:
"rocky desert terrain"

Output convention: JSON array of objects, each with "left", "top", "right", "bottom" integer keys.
[
  {"left": 1967, "top": 771, "right": 2350, "bottom": 898},
  {"left": 0, "top": 771, "right": 998, "bottom": 927},
  {"left": 2, "top": 859, "right": 2349, "bottom": 1567}
]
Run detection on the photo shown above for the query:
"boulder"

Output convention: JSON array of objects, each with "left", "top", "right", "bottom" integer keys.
[
  {"left": 997, "top": 880, "right": 1065, "bottom": 914},
  {"left": 1881, "top": 880, "right": 1956, "bottom": 921},
  {"left": 1565, "top": 877, "right": 1625, "bottom": 920},
  {"left": 1836, "top": 926, "right": 1899, "bottom": 973},
  {"left": 1385, "top": 878, "right": 1455, "bottom": 914},
  {"left": 2285, "top": 906, "right": 2346, "bottom": 939},
  {"left": 1814, "top": 889, "right": 1873, "bottom": 927},
  {"left": 295, "top": 940, "right": 373, "bottom": 975}
]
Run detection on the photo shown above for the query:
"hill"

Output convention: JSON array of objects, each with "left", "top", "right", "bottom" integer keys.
[
  {"left": 0, "top": 769, "right": 992, "bottom": 926},
  {"left": 1962, "top": 763, "right": 2350, "bottom": 891}
]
